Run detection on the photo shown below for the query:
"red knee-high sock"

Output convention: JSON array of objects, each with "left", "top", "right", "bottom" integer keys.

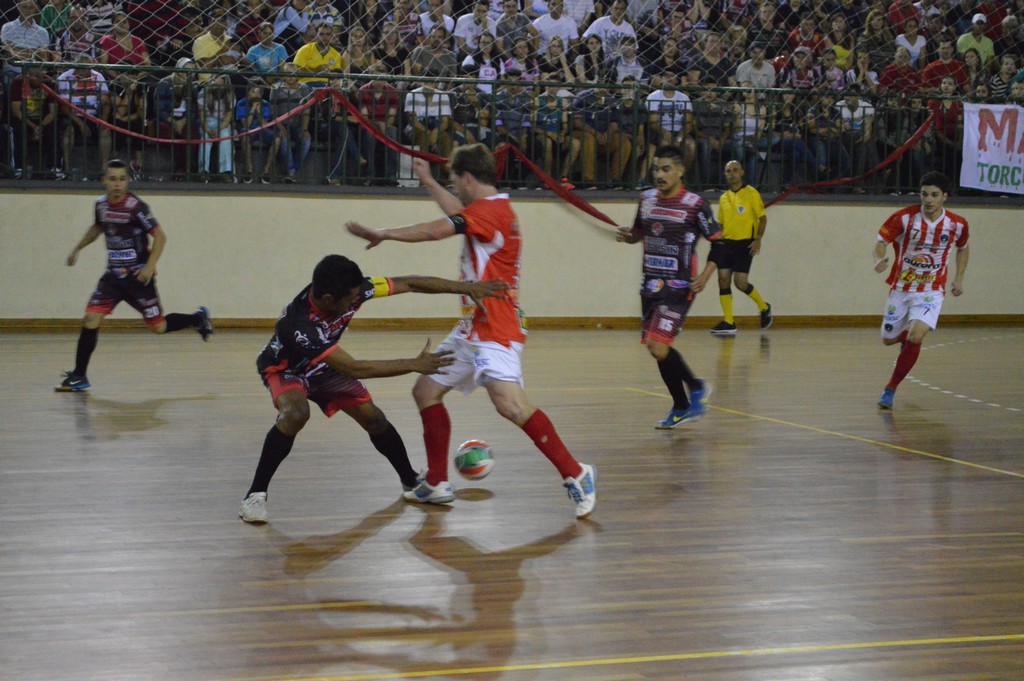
[
  {"left": 522, "top": 409, "right": 582, "bottom": 480},
  {"left": 420, "top": 403, "right": 451, "bottom": 486},
  {"left": 887, "top": 341, "right": 921, "bottom": 390}
]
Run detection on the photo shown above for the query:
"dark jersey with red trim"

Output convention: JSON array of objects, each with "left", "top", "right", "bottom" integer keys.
[
  {"left": 94, "top": 192, "right": 161, "bottom": 278},
  {"left": 631, "top": 187, "right": 722, "bottom": 297},
  {"left": 257, "top": 278, "right": 394, "bottom": 379}
]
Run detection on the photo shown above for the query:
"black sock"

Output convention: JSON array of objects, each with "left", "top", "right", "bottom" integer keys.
[
  {"left": 164, "top": 312, "right": 199, "bottom": 332},
  {"left": 74, "top": 327, "right": 99, "bottom": 376},
  {"left": 369, "top": 422, "right": 418, "bottom": 488},
  {"left": 658, "top": 348, "right": 691, "bottom": 410},
  {"left": 246, "top": 425, "right": 296, "bottom": 497}
]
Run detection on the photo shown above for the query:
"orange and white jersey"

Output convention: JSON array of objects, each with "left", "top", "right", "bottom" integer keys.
[
  {"left": 447, "top": 194, "right": 525, "bottom": 346},
  {"left": 878, "top": 205, "right": 969, "bottom": 294}
]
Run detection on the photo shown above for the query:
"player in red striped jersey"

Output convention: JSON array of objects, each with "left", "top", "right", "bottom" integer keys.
[{"left": 872, "top": 171, "right": 969, "bottom": 409}]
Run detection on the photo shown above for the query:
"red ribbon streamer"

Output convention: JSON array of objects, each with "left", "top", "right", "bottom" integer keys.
[
  {"left": 765, "top": 112, "right": 936, "bottom": 207},
  {"left": 31, "top": 77, "right": 926, "bottom": 220}
]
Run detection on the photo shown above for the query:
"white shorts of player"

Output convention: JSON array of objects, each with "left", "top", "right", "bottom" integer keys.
[
  {"left": 881, "top": 289, "right": 945, "bottom": 340},
  {"left": 428, "top": 333, "right": 526, "bottom": 395}
]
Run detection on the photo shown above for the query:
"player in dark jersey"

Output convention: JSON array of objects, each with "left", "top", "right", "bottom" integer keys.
[
  {"left": 617, "top": 145, "right": 723, "bottom": 429},
  {"left": 56, "top": 159, "right": 214, "bottom": 392},
  {"left": 240, "top": 254, "right": 508, "bottom": 523}
]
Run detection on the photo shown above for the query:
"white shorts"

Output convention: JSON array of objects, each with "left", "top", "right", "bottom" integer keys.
[
  {"left": 427, "top": 333, "right": 525, "bottom": 395},
  {"left": 881, "top": 289, "right": 944, "bottom": 340}
]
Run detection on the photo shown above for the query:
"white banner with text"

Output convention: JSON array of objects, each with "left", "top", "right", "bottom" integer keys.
[{"left": 960, "top": 103, "right": 1024, "bottom": 195}]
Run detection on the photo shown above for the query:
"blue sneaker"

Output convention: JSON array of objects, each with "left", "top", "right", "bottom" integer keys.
[
  {"left": 196, "top": 306, "right": 214, "bottom": 341},
  {"left": 564, "top": 463, "right": 596, "bottom": 518},
  {"left": 55, "top": 371, "right": 90, "bottom": 392},
  {"left": 689, "top": 380, "right": 713, "bottom": 416},
  {"left": 878, "top": 387, "right": 895, "bottom": 409},
  {"left": 656, "top": 406, "right": 698, "bottom": 429},
  {"left": 403, "top": 479, "right": 455, "bottom": 504}
]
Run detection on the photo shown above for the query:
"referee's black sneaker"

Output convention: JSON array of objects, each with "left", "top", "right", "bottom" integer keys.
[
  {"left": 710, "top": 321, "right": 737, "bottom": 335},
  {"left": 760, "top": 303, "right": 773, "bottom": 330},
  {"left": 196, "top": 306, "right": 214, "bottom": 341},
  {"left": 56, "top": 371, "right": 90, "bottom": 392}
]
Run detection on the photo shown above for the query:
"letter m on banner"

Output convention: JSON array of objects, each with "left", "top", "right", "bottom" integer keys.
[{"left": 961, "top": 103, "right": 1024, "bottom": 195}]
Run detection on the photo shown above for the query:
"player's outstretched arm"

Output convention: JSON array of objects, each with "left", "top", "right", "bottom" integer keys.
[
  {"left": 390, "top": 276, "right": 510, "bottom": 307},
  {"left": 413, "top": 158, "right": 464, "bottom": 216},
  {"left": 324, "top": 341, "right": 455, "bottom": 379},
  {"left": 346, "top": 218, "right": 457, "bottom": 248},
  {"left": 67, "top": 224, "right": 103, "bottom": 266}
]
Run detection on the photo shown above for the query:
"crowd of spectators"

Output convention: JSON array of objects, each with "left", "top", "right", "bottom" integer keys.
[{"left": 2, "top": 0, "right": 1023, "bottom": 187}]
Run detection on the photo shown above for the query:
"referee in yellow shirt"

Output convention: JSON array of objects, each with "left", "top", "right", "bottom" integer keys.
[{"left": 707, "top": 160, "right": 772, "bottom": 334}]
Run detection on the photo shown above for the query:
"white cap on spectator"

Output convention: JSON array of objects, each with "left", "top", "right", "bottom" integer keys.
[
  {"left": 972, "top": 13, "right": 987, "bottom": 24},
  {"left": 176, "top": 57, "right": 195, "bottom": 69}
]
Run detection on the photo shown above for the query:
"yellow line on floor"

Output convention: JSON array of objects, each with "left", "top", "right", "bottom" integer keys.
[
  {"left": 243, "top": 633, "right": 1024, "bottom": 681},
  {"left": 626, "top": 387, "right": 1024, "bottom": 479},
  {"left": 147, "top": 601, "right": 381, "bottom": 617}
]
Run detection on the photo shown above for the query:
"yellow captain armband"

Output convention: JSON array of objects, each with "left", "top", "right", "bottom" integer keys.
[{"left": 369, "top": 277, "right": 394, "bottom": 299}]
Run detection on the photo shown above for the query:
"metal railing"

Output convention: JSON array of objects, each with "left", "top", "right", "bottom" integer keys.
[{"left": 1, "top": 62, "right": 968, "bottom": 194}]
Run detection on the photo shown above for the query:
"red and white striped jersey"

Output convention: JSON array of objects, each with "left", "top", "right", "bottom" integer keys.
[{"left": 878, "top": 206, "right": 969, "bottom": 293}]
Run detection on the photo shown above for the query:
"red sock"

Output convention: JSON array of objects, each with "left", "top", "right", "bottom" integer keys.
[
  {"left": 522, "top": 410, "right": 582, "bottom": 480},
  {"left": 887, "top": 341, "right": 921, "bottom": 390},
  {"left": 420, "top": 403, "right": 451, "bottom": 486}
]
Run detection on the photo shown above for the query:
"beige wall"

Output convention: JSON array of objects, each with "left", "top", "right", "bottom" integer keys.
[{"left": 1, "top": 190, "right": 1020, "bottom": 321}]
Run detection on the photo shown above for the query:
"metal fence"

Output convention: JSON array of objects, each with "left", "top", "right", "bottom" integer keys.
[{"left": 1, "top": 63, "right": 965, "bottom": 193}]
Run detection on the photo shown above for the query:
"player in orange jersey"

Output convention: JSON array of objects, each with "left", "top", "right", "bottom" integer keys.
[
  {"left": 346, "top": 143, "right": 596, "bottom": 519},
  {"left": 873, "top": 171, "right": 969, "bottom": 409}
]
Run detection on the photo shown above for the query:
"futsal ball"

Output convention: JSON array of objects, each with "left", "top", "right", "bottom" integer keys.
[{"left": 455, "top": 440, "right": 495, "bottom": 480}]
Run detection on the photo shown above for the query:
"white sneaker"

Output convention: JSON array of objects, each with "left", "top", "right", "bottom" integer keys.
[
  {"left": 403, "top": 480, "right": 455, "bottom": 504},
  {"left": 564, "top": 463, "right": 596, "bottom": 519},
  {"left": 239, "top": 492, "right": 268, "bottom": 523}
]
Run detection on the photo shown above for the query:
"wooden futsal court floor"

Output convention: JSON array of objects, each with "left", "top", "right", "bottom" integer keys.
[{"left": 1, "top": 326, "right": 1022, "bottom": 681}]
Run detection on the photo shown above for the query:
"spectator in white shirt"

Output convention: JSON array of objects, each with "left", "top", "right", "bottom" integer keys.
[
  {"left": 453, "top": 0, "right": 498, "bottom": 56},
  {"left": 533, "top": 0, "right": 578, "bottom": 55},
  {"left": 582, "top": 0, "right": 634, "bottom": 56}
]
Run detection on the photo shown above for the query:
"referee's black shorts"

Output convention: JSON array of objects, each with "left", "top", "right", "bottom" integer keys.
[{"left": 708, "top": 238, "right": 755, "bottom": 273}]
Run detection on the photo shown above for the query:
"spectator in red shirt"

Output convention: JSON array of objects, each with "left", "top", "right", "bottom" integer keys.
[
  {"left": 921, "top": 38, "right": 969, "bottom": 94},
  {"left": 927, "top": 75, "right": 963, "bottom": 178},
  {"left": 98, "top": 10, "right": 151, "bottom": 74},
  {"left": 787, "top": 12, "right": 826, "bottom": 56},
  {"left": 887, "top": 0, "right": 921, "bottom": 36},
  {"left": 356, "top": 62, "right": 400, "bottom": 185},
  {"left": 879, "top": 46, "right": 923, "bottom": 93}
]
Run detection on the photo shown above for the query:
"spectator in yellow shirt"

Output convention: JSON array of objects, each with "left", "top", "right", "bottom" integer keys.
[
  {"left": 192, "top": 11, "right": 241, "bottom": 81},
  {"left": 292, "top": 23, "right": 346, "bottom": 86}
]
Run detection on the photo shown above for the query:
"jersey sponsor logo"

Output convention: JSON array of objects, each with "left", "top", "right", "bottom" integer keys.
[
  {"left": 103, "top": 210, "right": 131, "bottom": 223},
  {"left": 644, "top": 254, "right": 678, "bottom": 271},
  {"left": 108, "top": 248, "right": 137, "bottom": 261},
  {"left": 899, "top": 270, "right": 937, "bottom": 283},
  {"left": 294, "top": 330, "right": 310, "bottom": 347},
  {"left": 905, "top": 253, "right": 941, "bottom": 270},
  {"left": 646, "top": 278, "right": 664, "bottom": 293},
  {"left": 666, "top": 279, "right": 689, "bottom": 288},
  {"left": 681, "top": 192, "right": 700, "bottom": 207},
  {"left": 646, "top": 206, "right": 688, "bottom": 221},
  {"left": 644, "top": 237, "right": 679, "bottom": 255},
  {"left": 651, "top": 221, "right": 664, "bottom": 236}
]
